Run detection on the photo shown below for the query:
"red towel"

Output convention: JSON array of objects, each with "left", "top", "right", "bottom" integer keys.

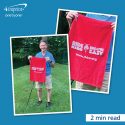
[
  {"left": 69, "top": 14, "right": 113, "bottom": 88},
  {"left": 30, "top": 57, "right": 46, "bottom": 83}
]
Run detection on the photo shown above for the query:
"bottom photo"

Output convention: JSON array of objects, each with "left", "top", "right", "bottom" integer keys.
[{"left": 10, "top": 34, "right": 72, "bottom": 115}]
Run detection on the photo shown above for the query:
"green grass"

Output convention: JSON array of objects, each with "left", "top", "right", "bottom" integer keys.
[{"left": 13, "top": 63, "right": 71, "bottom": 114}]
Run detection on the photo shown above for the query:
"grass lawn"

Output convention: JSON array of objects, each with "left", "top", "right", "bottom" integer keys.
[{"left": 13, "top": 63, "right": 71, "bottom": 115}]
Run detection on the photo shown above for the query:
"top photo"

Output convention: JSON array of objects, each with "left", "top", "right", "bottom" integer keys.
[{"left": 56, "top": 9, "right": 118, "bottom": 94}]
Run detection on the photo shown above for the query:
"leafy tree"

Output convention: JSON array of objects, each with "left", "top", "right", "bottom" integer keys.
[{"left": 12, "top": 36, "right": 68, "bottom": 68}]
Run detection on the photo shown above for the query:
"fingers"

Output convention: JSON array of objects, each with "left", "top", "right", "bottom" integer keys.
[
  {"left": 66, "top": 11, "right": 78, "bottom": 28},
  {"left": 28, "top": 55, "right": 32, "bottom": 60},
  {"left": 66, "top": 11, "right": 78, "bottom": 20},
  {"left": 111, "top": 22, "right": 116, "bottom": 31}
]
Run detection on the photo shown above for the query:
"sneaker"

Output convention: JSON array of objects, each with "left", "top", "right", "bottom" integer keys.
[
  {"left": 37, "top": 100, "right": 42, "bottom": 106},
  {"left": 46, "top": 102, "right": 51, "bottom": 108}
]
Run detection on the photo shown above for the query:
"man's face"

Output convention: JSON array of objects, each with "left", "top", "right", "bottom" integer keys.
[{"left": 39, "top": 42, "right": 47, "bottom": 52}]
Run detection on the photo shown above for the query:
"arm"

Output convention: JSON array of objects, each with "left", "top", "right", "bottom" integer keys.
[
  {"left": 45, "top": 57, "right": 55, "bottom": 68},
  {"left": 50, "top": 61, "right": 55, "bottom": 68},
  {"left": 66, "top": 11, "right": 78, "bottom": 29}
]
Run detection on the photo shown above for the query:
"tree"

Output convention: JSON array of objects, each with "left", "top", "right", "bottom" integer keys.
[{"left": 12, "top": 35, "right": 68, "bottom": 68}]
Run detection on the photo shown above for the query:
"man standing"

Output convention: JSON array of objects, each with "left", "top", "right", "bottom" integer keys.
[{"left": 29, "top": 40, "right": 55, "bottom": 107}]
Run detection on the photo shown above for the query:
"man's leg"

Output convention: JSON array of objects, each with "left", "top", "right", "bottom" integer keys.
[
  {"left": 45, "top": 75, "right": 52, "bottom": 108},
  {"left": 75, "top": 81, "right": 83, "bottom": 89},
  {"left": 35, "top": 82, "right": 42, "bottom": 105},
  {"left": 76, "top": 81, "right": 99, "bottom": 91},
  {"left": 37, "top": 88, "right": 42, "bottom": 101},
  {"left": 47, "top": 89, "right": 51, "bottom": 102}
]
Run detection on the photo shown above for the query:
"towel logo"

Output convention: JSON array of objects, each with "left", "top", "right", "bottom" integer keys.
[
  {"left": 31, "top": 67, "right": 44, "bottom": 73},
  {"left": 83, "top": 44, "right": 89, "bottom": 52},
  {"left": 71, "top": 41, "right": 104, "bottom": 56}
]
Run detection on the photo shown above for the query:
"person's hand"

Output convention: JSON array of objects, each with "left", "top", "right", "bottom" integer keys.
[
  {"left": 66, "top": 11, "right": 78, "bottom": 28},
  {"left": 45, "top": 57, "right": 55, "bottom": 67},
  {"left": 28, "top": 55, "right": 32, "bottom": 60},
  {"left": 111, "top": 22, "right": 116, "bottom": 31},
  {"left": 45, "top": 57, "right": 51, "bottom": 62}
]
